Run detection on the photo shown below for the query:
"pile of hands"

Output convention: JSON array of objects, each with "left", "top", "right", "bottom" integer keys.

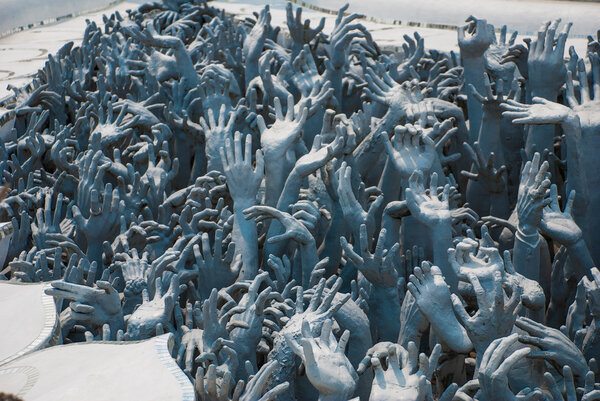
[{"left": 2, "top": 0, "right": 600, "bottom": 399}]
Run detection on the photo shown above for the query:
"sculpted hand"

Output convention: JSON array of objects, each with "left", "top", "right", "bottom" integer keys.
[
  {"left": 462, "top": 141, "right": 506, "bottom": 194},
  {"left": 286, "top": 3, "right": 325, "bottom": 56},
  {"left": 125, "top": 274, "right": 181, "bottom": 340},
  {"left": 286, "top": 319, "right": 357, "bottom": 400},
  {"left": 45, "top": 280, "right": 124, "bottom": 335},
  {"left": 540, "top": 184, "right": 582, "bottom": 246},
  {"left": 341, "top": 224, "right": 399, "bottom": 288},
  {"left": 220, "top": 132, "right": 264, "bottom": 205},
  {"left": 369, "top": 342, "right": 440, "bottom": 401},
  {"left": 244, "top": 205, "right": 313, "bottom": 246},
  {"left": 200, "top": 105, "right": 239, "bottom": 173},
  {"left": 527, "top": 20, "right": 571, "bottom": 94},
  {"left": 408, "top": 261, "right": 473, "bottom": 353},
  {"left": 405, "top": 171, "right": 451, "bottom": 228},
  {"left": 194, "top": 230, "right": 239, "bottom": 300},
  {"left": 451, "top": 271, "right": 522, "bottom": 359},
  {"left": 516, "top": 316, "right": 588, "bottom": 379},
  {"left": 478, "top": 334, "right": 531, "bottom": 401},
  {"left": 382, "top": 124, "right": 436, "bottom": 178},
  {"left": 516, "top": 153, "right": 551, "bottom": 236},
  {"left": 258, "top": 95, "right": 308, "bottom": 163},
  {"left": 458, "top": 16, "right": 495, "bottom": 58}
]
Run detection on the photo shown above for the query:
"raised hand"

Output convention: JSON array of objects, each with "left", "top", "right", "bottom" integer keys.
[
  {"left": 458, "top": 16, "right": 495, "bottom": 59},
  {"left": 527, "top": 20, "right": 571, "bottom": 96},
  {"left": 336, "top": 162, "right": 383, "bottom": 239},
  {"left": 244, "top": 205, "right": 313, "bottom": 246},
  {"left": 45, "top": 280, "right": 124, "bottom": 336},
  {"left": 405, "top": 171, "right": 451, "bottom": 228},
  {"left": 72, "top": 183, "right": 124, "bottom": 268},
  {"left": 220, "top": 132, "right": 264, "bottom": 205},
  {"left": 515, "top": 153, "right": 551, "bottom": 243},
  {"left": 478, "top": 334, "right": 531, "bottom": 401},
  {"left": 451, "top": 271, "right": 522, "bottom": 363},
  {"left": 194, "top": 230, "right": 238, "bottom": 300},
  {"left": 408, "top": 261, "right": 473, "bottom": 353},
  {"left": 462, "top": 141, "right": 506, "bottom": 194},
  {"left": 341, "top": 224, "right": 399, "bottom": 288},
  {"left": 286, "top": 3, "right": 325, "bottom": 58},
  {"left": 540, "top": 184, "right": 582, "bottom": 246},
  {"left": 382, "top": 124, "right": 436, "bottom": 178},
  {"left": 125, "top": 274, "right": 181, "bottom": 340},
  {"left": 285, "top": 319, "right": 357, "bottom": 400},
  {"left": 368, "top": 342, "right": 440, "bottom": 401},
  {"left": 199, "top": 105, "right": 239, "bottom": 173},
  {"left": 258, "top": 95, "right": 308, "bottom": 164},
  {"left": 516, "top": 316, "right": 589, "bottom": 381}
]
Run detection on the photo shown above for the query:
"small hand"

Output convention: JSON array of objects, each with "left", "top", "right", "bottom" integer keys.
[
  {"left": 540, "top": 184, "right": 582, "bottom": 246},
  {"left": 285, "top": 319, "right": 357, "bottom": 398}
]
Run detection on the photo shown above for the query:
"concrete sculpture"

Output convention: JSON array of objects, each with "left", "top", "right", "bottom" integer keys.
[{"left": 0, "top": 1, "right": 599, "bottom": 400}]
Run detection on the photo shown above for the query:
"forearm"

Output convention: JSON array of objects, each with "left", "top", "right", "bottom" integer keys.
[
  {"left": 566, "top": 238, "right": 595, "bottom": 281},
  {"left": 513, "top": 229, "right": 541, "bottom": 282},
  {"left": 489, "top": 191, "right": 510, "bottom": 220},
  {"left": 300, "top": 238, "right": 319, "bottom": 288},
  {"left": 525, "top": 89, "right": 558, "bottom": 158},
  {"left": 244, "top": 59, "right": 259, "bottom": 90},
  {"left": 583, "top": 318, "right": 600, "bottom": 362},
  {"left": 234, "top": 201, "right": 259, "bottom": 280},
  {"left": 319, "top": 392, "right": 355, "bottom": 401},
  {"left": 327, "top": 67, "right": 344, "bottom": 111},
  {"left": 264, "top": 162, "right": 291, "bottom": 207},
  {"left": 263, "top": 170, "right": 304, "bottom": 258},
  {"left": 461, "top": 57, "right": 486, "bottom": 142},
  {"left": 86, "top": 242, "right": 103, "bottom": 278},
  {"left": 318, "top": 206, "right": 345, "bottom": 276},
  {"left": 371, "top": 285, "right": 401, "bottom": 341},
  {"left": 379, "top": 158, "right": 403, "bottom": 206},
  {"left": 477, "top": 111, "right": 504, "bottom": 161},
  {"left": 431, "top": 223, "right": 456, "bottom": 289},
  {"left": 381, "top": 214, "right": 401, "bottom": 252},
  {"left": 563, "top": 117, "right": 588, "bottom": 221},
  {"left": 174, "top": 44, "right": 199, "bottom": 87}
]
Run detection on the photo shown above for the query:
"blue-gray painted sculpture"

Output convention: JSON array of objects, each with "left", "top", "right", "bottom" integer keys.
[{"left": 0, "top": 1, "right": 599, "bottom": 400}]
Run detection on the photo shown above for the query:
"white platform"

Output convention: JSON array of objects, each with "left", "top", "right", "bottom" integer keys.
[
  {"left": 0, "top": 282, "right": 58, "bottom": 366},
  {"left": 0, "top": 334, "right": 194, "bottom": 400}
]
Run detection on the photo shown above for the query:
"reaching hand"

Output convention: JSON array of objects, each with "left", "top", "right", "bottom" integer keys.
[
  {"left": 368, "top": 342, "right": 440, "bottom": 401},
  {"left": 45, "top": 279, "right": 124, "bottom": 335},
  {"left": 405, "top": 171, "right": 451, "bottom": 228},
  {"left": 382, "top": 124, "right": 436, "bottom": 178},
  {"left": 478, "top": 334, "right": 531, "bottom": 401},
  {"left": 286, "top": 319, "right": 357, "bottom": 399},
  {"left": 220, "top": 131, "right": 264, "bottom": 205},
  {"left": 540, "top": 184, "right": 582, "bottom": 246},
  {"left": 341, "top": 224, "right": 399, "bottom": 288}
]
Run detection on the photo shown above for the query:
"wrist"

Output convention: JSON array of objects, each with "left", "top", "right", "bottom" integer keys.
[
  {"left": 233, "top": 198, "right": 257, "bottom": 213},
  {"left": 563, "top": 113, "right": 581, "bottom": 131},
  {"left": 107, "top": 313, "right": 125, "bottom": 333},
  {"left": 530, "top": 88, "right": 558, "bottom": 101},
  {"left": 516, "top": 225, "right": 540, "bottom": 247}
]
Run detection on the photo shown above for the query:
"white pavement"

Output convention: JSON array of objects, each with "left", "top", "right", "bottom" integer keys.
[
  {"left": 0, "top": 0, "right": 595, "bottom": 100},
  {"left": 303, "top": 0, "right": 600, "bottom": 37},
  {"left": 212, "top": 0, "right": 591, "bottom": 54},
  {"left": 0, "top": 1, "right": 142, "bottom": 100}
]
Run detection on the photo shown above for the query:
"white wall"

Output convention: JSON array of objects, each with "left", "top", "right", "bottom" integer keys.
[{"left": 0, "top": 0, "right": 120, "bottom": 36}]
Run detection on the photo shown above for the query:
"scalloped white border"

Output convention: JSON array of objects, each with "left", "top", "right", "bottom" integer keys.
[
  {"left": 0, "top": 335, "right": 195, "bottom": 400},
  {"left": 0, "top": 365, "right": 40, "bottom": 397},
  {"left": 0, "top": 283, "right": 58, "bottom": 366},
  {"left": 154, "top": 334, "right": 195, "bottom": 401}
]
